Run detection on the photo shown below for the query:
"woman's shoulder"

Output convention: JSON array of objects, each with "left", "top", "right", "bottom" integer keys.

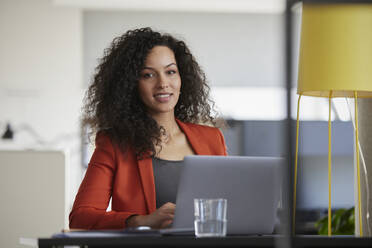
[
  {"left": 94, "top": 131, "right": 137, "bottom": 161},
  {"left": 95, "top": 131, "right": 113, "bottom": 145},
  {"left": 178, "top": 120, "right": 227, "bottom": 155},
  {"left": 179, "top": 121, "right": 220, "bottom": 133},
  {"left": 94, "top": 131, "right": 123, "bottom": 154},
  {"left": 177, "top": 120, "right": 224, "bottom": 139}
]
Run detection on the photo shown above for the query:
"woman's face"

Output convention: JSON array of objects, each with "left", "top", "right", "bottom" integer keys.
[{"left": 138, "top": 46, "right": 181, "bottom": 117}]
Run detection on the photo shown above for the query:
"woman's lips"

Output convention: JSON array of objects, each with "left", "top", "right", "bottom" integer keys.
[{"left": 154, "top": 93, "right": 172, "bottom": 103}]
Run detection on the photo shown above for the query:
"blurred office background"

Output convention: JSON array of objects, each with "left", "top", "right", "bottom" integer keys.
[{"left": 0, "top": 0, "right": 356, "bottom": 246}]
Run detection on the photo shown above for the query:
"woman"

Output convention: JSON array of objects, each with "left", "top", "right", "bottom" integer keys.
[{"left": 69, "top": 27, "right": 227, "bottom": 230}]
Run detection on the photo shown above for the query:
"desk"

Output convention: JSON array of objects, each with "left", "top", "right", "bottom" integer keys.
[{"left": 38, "top": 235, "right": 372, "bottom": 248}]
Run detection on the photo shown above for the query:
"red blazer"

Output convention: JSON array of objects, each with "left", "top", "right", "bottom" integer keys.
[{"left": 69, "top": 119, "right": 227, "bottom": 229}]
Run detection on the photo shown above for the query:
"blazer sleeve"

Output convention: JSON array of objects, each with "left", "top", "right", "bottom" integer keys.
[{"left": 69, "top": 133, "right": 137, "bottom": 229}]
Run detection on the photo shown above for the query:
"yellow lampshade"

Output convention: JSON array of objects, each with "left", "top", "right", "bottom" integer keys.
[{"left": 298, "top": 3, "right": 372, "bottom": 98}]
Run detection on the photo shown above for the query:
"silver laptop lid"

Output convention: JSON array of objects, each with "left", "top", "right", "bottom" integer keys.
[{"left": 172, "top": 155, "right": 283, "bottom": 235}]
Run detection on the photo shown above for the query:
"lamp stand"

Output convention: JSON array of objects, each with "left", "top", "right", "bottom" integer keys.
[{"left": 293, "top": 92, "right": 365, "bottom": 236}]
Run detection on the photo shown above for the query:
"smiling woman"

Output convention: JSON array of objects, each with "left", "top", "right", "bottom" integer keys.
[{"left": 69, "top": 27, "right": 227, "bottom": 230}]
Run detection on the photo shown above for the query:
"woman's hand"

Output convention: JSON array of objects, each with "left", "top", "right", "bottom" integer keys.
[{"left": 126, "top": 202, "right": 176, "bottom": 229}]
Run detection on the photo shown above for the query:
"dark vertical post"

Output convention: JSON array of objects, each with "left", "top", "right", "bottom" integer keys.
[{"left": 282, "top": 0, "right": 296, "bottom": 247}]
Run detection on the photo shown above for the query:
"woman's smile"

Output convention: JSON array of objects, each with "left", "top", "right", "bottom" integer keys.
[{"left": 154, "top": 92, "right": 173, "bottom": 103}]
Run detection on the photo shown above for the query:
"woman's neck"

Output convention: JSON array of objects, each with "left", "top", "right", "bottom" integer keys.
[{"left": 151, "top": 113, "right": 181, "bottom": 139}]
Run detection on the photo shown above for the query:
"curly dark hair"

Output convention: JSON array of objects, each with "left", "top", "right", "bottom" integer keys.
[{"left": 83, "top": 27, "right": 217, "bottom": 158}]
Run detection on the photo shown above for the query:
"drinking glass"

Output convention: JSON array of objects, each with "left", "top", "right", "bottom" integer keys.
[{"left": 194, "top": 198, "right": 227, "bottom": 237}]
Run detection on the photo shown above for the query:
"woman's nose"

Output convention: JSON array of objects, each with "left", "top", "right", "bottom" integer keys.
[
  {"left": 158, "top": 83, "right": 168, "bottom": 89},
  {"left": 157, "top": 74, "right": 169, "bottom": 89}
]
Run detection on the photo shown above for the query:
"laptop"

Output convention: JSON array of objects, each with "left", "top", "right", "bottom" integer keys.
[{"left": 168, "top": 155, "right": 283, "bottom": 235}]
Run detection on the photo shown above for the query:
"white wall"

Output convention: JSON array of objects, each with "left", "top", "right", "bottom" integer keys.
[
  {"left": 0, "top": 0, "right": 84, "bottom": 212},
  {"left": 83, "top": 11, "right": 284, "bottom": 88}
]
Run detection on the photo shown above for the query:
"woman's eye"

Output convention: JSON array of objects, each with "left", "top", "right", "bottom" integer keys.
[
  {"left": 167, "top": 70, "right": 177, "bottom": 75},
  {"left": 142, "top": 73, "right": 153, "bottom": 79}
]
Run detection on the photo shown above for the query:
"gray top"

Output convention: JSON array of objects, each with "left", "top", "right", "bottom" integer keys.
[{"left": 152, "top": 157, "right": 184, "bottom": 209}]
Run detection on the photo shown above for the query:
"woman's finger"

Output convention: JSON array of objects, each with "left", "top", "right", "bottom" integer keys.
[{"left": 160, "top": 219, "right": 173, "bottom": 228}]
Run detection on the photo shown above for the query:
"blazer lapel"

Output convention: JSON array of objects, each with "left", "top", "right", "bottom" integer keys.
[
  {"left": 176, "top": 119, "right": 210, "bottom": 155},
  {"left": 137, "top": 156, "right": 156, "bottom": 213}
]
